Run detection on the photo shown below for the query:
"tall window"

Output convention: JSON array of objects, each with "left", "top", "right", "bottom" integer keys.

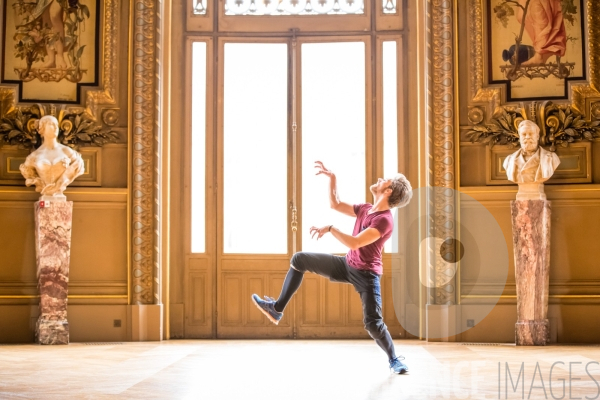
[
  {"left": 301, "top": 42, "right": 366, "bottom": 253},
  {"left": 187, "top": 0, "right": 404, "bottom": 256},
  {"left": 222, "top": 43, "right": 288, "bottom": 254},
  {"left": 191, "top": 42, "right": 207, "bottom": 253},
  {"left": 383, "top": 40, "right": 398, "bottom": 253}
]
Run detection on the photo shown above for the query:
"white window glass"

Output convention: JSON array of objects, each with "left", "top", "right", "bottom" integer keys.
[
  {"left": 383, "top": 41, "right": 398, "bottom": 253},
  {"left": 224, "top": 0, "right": 364, "bottom": 16},
  {"left": 301, "top": 42, "right": 366, "bottom": 253},
  {"left": 193, "top": 0, "right": 207, "bottom": 14},
  {"left": 382, "top": 0, "right": 396, "bottom": 14},
  {"left": 223, "top": 43, "right": 288, "bottom": 254},
  {"left": 191, "top": 42, "right": 207, "bottom": 253}
]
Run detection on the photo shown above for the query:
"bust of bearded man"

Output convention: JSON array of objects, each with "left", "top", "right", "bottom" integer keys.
[{"left": 502, "top": 120, "right": 560, "bottom": 200}]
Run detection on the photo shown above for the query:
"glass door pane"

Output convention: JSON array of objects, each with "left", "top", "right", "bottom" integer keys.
[
  {"left": 191, "top": 42, "right": 207, "bottom": 253},
  {"left": 301, "top": 41, "right": 366, "bottom": 253},
  {"left": 223, "top": 43, "right": 288, "bottom": 254},
  {"left": 383, "top": 40, "right": 398, "bottom": 253}
]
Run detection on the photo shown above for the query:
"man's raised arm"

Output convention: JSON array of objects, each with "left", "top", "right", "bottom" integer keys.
[{"left": 314, "top": 161, "right": 355, "bottom": 217}]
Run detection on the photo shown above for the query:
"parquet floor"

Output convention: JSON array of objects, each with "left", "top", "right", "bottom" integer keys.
[{"left": 1, "top": 340, "right": 599, "bottom": 399}]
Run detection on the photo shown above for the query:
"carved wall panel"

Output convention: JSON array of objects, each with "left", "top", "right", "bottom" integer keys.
[
  {"left": 430, "top": 0, "right": 457, "bottom": 305},
  {"left": 132, "top": 0, "right": 157, "bottom": 305}
]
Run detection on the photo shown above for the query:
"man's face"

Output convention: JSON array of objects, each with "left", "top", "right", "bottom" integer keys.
[
  {"left": 370, "top": 178, "right": 393, "bottom": 196},
  {"left": 519, "top": 125, "right": 539, "bottom": 153}
]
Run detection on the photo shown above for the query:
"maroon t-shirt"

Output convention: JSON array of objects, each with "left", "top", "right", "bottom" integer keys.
[{"left": 345, "top": 203, "right": 394, "bottom": 275}]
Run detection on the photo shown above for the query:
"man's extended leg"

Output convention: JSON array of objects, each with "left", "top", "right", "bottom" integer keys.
[{"left": 357, "top": 275, "right": 408, "bottom": 374}]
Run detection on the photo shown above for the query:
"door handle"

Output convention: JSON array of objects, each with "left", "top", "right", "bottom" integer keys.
[{"left": 290, "top": 204, "right": 298, "bottom": 232}]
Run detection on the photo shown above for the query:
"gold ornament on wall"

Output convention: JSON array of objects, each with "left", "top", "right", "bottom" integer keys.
[
  {"left": 466, "top": 101, "right": 600, "bottom": 151},
  {"left": 0, "top": 103, "right": 118, "bottom": 149},
  {"left": 466, "top": 106, "right": 525, "bottom": 147}
]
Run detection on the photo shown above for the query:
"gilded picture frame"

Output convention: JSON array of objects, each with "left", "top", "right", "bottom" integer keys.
[
  {"left": 466, "top": 0, "right": 600, "bottom": 121},
  {"left": 487, "top": 0, "right": 586, "bottom": 102},
  {"left": 1, "top": 0, "right": 100, "bottom": 103}
]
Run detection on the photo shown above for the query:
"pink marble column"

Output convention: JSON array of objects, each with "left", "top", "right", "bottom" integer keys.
[
  {"left": 511, "top": 200, "right": 551, "bottom": 346},
  {"left": 34, "top": 201, "right": 73, "bottom": 345}
]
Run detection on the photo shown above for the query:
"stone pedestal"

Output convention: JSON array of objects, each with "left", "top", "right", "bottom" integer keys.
[
  {"left": 34, "top": 201, "right": 73, "bottom": 345},
  {"left": 511, "top": 200, "right": 551, "bottom": 346}
]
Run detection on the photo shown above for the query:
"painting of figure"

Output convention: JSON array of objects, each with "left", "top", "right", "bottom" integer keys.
[
  {"left": 515, "top": 0, "right": 567, "bottom": 65},
  {"left": 488, "top": 0, "right": 585, "bottom": 100},
  {"left": 2, "top": 0, "right": 98, "bottom": 103}
]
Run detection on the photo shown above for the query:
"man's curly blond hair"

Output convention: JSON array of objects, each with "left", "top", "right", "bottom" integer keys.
[{"left": 387, "top": 173, "right": 412, "bottom": 208}]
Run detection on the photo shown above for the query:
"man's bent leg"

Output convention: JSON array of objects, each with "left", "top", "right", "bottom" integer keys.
[
  {"left": 274, "top": 252, "right": 348, "bottom": 312},
  {"left": 274, "top": 267, "right": 303, "bottom": 312},
  {"left": 253, "top": 252, "right": 347, "bottom": 324}
]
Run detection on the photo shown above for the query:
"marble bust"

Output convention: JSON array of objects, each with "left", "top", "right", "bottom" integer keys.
[
  {"left": 503, "top": 120, "right": 561, "bottom": 201},
  {"left": 19, "top": 115, "right": 85, "bottom": 201}
]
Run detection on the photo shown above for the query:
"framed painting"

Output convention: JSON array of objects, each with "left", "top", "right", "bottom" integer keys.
[
  {"left": 487, "top": 0, "right": 586, "bottom": 101},
  {"left": 1, "top": 0, "right": 100, "bottom": 103}
]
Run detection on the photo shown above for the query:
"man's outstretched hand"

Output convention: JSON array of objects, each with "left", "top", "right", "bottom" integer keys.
[
  {"left": 309, "top": 225, "right": 332, "bottom": 240},
  {"left": 314, "top": 161, "right": 335, "bottom": 179}
]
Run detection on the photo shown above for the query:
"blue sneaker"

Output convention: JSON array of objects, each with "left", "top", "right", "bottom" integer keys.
[
  {"left": 251, "top": 294, "right": 283, "bottom": 325},
  {"left": 390, "top": 356, "right": 408, "bottom": 374}
]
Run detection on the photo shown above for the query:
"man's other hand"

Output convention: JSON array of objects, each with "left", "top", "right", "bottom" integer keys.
[{"left": 309, "top": 225, "right": 331, "bottom": 240}]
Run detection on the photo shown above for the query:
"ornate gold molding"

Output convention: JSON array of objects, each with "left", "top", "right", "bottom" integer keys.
[
  {"left": 468, "top": 0, "right": 501, "bottom": 111},
  {"left": 571, "top": 0, "right": 600, "bottom": 114},
  {"left": 0, "top": 89, "right": 16, "bottom": 119},
  {"left": 84, "top": 0, "right": 120, "bottom": 119},
  {"left": 131, "top": 0, "right": 156, "bottom": 305},
  {"left": 431, "top": 0, "right": 456, "bottom": 305}
]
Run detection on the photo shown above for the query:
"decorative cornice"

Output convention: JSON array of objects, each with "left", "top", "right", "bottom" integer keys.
[
  {"left": 131, "top": 0, "right": 156, "bottom": 305},
  {"left": 431, "top": 0, "right": 456, "bottom": 305}
]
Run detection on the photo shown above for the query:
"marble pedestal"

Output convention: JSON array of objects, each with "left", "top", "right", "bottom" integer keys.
[
  {"left": 511, "top": 200, "right": 551, "bottom": 346},
  {"left": 34, "top": 200, "right": 73, "bottom": 345}
]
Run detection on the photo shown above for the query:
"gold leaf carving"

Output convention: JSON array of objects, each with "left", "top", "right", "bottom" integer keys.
[{"left": 465, "top": 103, "right": 600, "bottom": 151}]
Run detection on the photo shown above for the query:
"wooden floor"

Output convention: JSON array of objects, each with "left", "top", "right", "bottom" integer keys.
[{"left": 1, "top": 340, "right": 600, "bottom": 399}]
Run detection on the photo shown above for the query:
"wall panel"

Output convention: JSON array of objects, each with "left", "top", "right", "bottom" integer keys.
[
  {"left": 325, "top": 280, "right": 343, "bottom": 325},
  {"left": 189, "top": 272, "right": 207, "bottom": 325},
  {"left": 300, "top": 276, "right": 320, "bottom": 325}
]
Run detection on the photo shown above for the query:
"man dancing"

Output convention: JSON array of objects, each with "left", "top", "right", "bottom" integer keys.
[{"left": 252, "top": 161, "right": 412, "bottom": 374}]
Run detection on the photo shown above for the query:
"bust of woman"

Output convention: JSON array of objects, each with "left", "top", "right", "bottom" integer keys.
[{"left": 19, "top": 115, "right": 84, "bottom": 200}]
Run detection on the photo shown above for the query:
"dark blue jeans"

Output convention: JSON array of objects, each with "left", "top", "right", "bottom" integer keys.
[{"left": 291, "top": 252, "right": 397, "bottom": 361}]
